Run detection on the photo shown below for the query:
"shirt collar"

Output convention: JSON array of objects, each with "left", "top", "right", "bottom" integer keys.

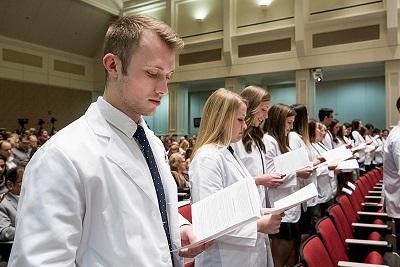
[{"left": 97, "top": 96, "right": 143, "bottom": 138}]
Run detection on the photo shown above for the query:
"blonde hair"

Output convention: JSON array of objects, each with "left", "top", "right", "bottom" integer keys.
[
  {"left": 192, "top": 88, "right": 246, "bottom": 157},
  {"left": 104, "top": 15, "right": 184, "bottom": 76},
  {"left": 169, "top": 152, "right": 184, "bottom": 172},
  {"left": 179, "top": 139, "right": 190, "bottom": 151},
  {"left": 241, "top": 85, "right": 271, "bottom": 153}
]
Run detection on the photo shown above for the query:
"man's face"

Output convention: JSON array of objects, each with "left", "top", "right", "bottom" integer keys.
[
  {"left": 325, "top": 113, "right": 333, "bottom": 125},
  {"left": 112, "top": 30, "right": 176, "bottom": 123},
  {"left": 19, "top": 138, "right": 30, "bottom": 152},
  {"left": 0, "top": 142, "right": 12, "bottom": 159},
  {"left": 29, "top": 135, "right": 38, "bottom": 148}
]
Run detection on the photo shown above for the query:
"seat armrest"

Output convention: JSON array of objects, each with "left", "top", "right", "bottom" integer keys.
[
  {"left": 362, "top": 202, "right": 383, "bottom": 207},
  {"left": 352, "top": 223, "right": 389, "bottom": 229},
  {"left": 345, "top": 239, "right": 388, "bottom": 246},
  {"left": 365, "top": 196, "right": 382, "bottom": 199},
  {"left": 357, "top": 211, "right": 388, "bottom": 217},
  {"left": 338, "top": 261, "right": 389, "bottom": 267}
]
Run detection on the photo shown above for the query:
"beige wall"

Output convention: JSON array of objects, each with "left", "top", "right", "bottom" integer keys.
[{"left": 0, "top": 79, "right": 92, "bottom": 132}]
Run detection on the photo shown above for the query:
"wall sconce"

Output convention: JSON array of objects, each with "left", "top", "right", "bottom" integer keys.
[
  {"left": 258, "top": 0, "right": 273, "bottom": 7},
  {"left": 194, "top": 8, "right": 207, "bottom": 22}
]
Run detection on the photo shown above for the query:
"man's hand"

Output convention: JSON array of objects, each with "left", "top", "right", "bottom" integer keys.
[{"left": 179, "top": 225, "right": 212, "bottom": 258}]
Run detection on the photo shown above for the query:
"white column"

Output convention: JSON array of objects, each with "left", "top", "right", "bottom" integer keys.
[
  {"left": 296, "top": 69, "right": 316, "bottom": 117},
  {"left": 168, "top": 83, "right": 189, "bottom": 135},
  {"left": 225, "top": 77, "right": 245, "bottom": 94},
  {"left": 385, "top": 60, "right": 400, "bottom": 127}
]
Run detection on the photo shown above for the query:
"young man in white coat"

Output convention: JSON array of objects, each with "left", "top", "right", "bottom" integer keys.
[
  {"left": 9, "top": 15, "right": 209, "bottom": 267},
  {"left": 382, "top": 96, "right": 400, "bottom": 254},
  {"left": 319, "top": 108, "right": 335, "bottom": 150}
]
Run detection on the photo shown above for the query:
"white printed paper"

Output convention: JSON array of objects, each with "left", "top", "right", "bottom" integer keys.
[
  {"left": 263, "top": 183, "right": 318, "bottom": 215},
  {"left": 322, "top": 146, "right": 353, "bottom": 164},
  {"left": 273, "top": 147, "right": 311, "bottom": 175},
  {"left": 351, "top": 143, "right": 366, "bottom": 152},
  {"left": 184, "top": 178, "right": 261, "bottom": 249},
  {"left": 337, "top": 159, "right": 359, "bottom": 170}
]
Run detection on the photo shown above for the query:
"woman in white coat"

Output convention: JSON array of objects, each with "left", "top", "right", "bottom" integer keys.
[
  {"left": 190, "top": 88, "right": 283, "bottom": 267},
  {"left": 351, "top": 119, "right": 367, "bottom": 171},
  {"left": 263, "top": 104, "right": 313, "bottom": 267},
  {"left": 232, "top": 85, "right": 284, "bottom": 267},
  {"left": 307, "top": 120, "right": 337, "bottom": 224}
]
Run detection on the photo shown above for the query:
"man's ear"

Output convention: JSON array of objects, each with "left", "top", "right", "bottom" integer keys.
[{"left": 103, "top": 53, "right": 120, "bottom": 80}]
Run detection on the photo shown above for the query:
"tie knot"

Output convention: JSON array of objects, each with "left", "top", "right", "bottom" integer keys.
[{"left": 133, "top": 125, "right": 146, "bottom": 139}]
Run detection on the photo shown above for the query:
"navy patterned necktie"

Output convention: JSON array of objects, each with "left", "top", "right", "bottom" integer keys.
[{"left": 134, "top": 125, "right": 174, "bottom": 265}]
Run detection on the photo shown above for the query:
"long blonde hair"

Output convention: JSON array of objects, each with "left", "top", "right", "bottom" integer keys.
[
  {"left": 192, "top": 88, "right": 246, "bottom": 157},
  {"left": 241, "top": 85, "right": 271, "bottom": 153}
]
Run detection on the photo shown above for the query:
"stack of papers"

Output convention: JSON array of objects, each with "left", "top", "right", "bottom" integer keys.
[
  {"left": 273, "top": 147, "right": 311, "bottom": 175},
  {"left": 321, "top": 146, "right": 353, "bottom": 164},
  {"left": 184, "top": 180, "right": 318, "bottom": 249},
  {"left": 263, "top": 183, "right": 318, "bottom": 215},
  {"left": 337, "top": 159, "right": 359, "bottom": 170},
  {"left": 351, "top": 143, "right": 366, "bottom": 152},
  {"left": 185, "top": 178, "right": 261, "bottom": 249}
]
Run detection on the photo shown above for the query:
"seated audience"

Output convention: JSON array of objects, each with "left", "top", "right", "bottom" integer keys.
[
  {"left": 0, "top": 167, "right": 24, "bottom": 241},
  {"left": 0, "top": 156, "right": 6, "bottom": 195},
  {"left": 11, "top": 135, "right": 31, "bottom": 167},
  {"left": 0, "top": 141, "right": 16, "bottom": 170},
  {"left": 169, "top": 152, "right": 190, "bottom": 192}
]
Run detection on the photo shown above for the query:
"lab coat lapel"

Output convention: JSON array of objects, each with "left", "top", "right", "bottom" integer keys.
[
  {"left": 224, "top": 148, "right": 249, "bottom": 178},
  {"left": 106, "top": 134, "right": 159, "bottom": 208},
  {"left": 85, "top": 103, "right": 159, "bottom": 208}
]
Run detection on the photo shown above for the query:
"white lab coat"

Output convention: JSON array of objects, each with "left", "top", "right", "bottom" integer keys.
[
  {"left": 231, "top": 140, "right": 267, "bottom": 208},
  {"left": 383, "top": 122, "right": 400, "bottom": 219},
  {"left": 289, "top": 132, "right": 318, "bottom": 208},
  {"left": 263, "top": 134, "right": 300, "bottom": 223},
  {"left": 9, "top": 101, "right": 183, "bottom": 266},
  {"left": 231, "top": 139, "right": 274, "bottom": 267},
  {"left": 365, "top": 135, "right": 377, "bottom": 166},
  {"left": 190, "top": 144, "right": 267, "bottom": 267},
  {"left": 352, "top": 131, "right": 366, "bottom": 163},
  {"left": 308, "top": 143, "right": 337, "bottom": 204},
  {"left": 322, "top": 130, "right": 335, "bottom": 150},
  {"left": 373, "top": 136, "right": 384, "bottom": 165}
]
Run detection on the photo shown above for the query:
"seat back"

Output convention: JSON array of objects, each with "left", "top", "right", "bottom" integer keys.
[
  {"left": 300, "top": 235, "right": 335, "bottom": 267},
  {"left": 356, "top": 177, "right": 369, "bottom": 197},
  {"left": 360, "top": 176, "right": 373, "bottom": 191},
  {"left": 338, "top": 195, "right": 358, "bottom": 225},
  {"left": 316, "top": 217, "right": 349, "bottom": 265},
  {"left": 178, "top": 204, "right": 192, "bottom": 223},
  {"left": 329, "top": 204, "right": 353, "bottom": 242},
  {"left": 349, "top": 186, "right": 363, "bottom": 212}
]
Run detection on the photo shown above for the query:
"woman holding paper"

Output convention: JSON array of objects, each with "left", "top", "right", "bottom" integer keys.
[
  {"left": 231, "top": 85, "right": 284, "bottom": 267},
  {"left": 263, "top": 103, "right": 313, "bottom": 267},
  {"left": 190, "top": 88, "right": 283, "bottom": 267},
  {"left": 307, "top": 120, "right": 338, "bottom": 228},
  {"left": 351, "top": 119, "right": 367, "bottom": 169}
]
